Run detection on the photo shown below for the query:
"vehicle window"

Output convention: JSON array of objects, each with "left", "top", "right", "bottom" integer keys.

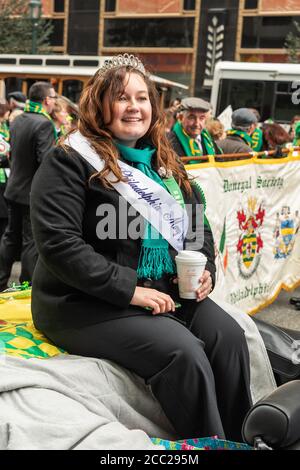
[
  {"left": 62, "top": 80, "right": 83, "bottom": 103},
  {"left": 217, "top": 79, "right": 265, "bottom": 117},
  {"left": 274, "top": 81, "right": 300, "bottom": 123}
]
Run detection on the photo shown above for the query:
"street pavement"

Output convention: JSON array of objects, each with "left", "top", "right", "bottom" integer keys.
[
  {"left": 255, "top": 286, "right": 300, "bottom": 330},
  {"left": 10, "top": 262, "right": 300, "bottom": 331}
]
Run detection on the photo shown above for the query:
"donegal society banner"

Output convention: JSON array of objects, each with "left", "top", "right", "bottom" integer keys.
[{"left": 186, "top": 153, "right": 300, "bottom": 314}]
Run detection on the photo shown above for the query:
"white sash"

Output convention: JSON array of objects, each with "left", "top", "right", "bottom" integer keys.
[{"left": 66, "top": 131, "right": 188, "bottom": 252}]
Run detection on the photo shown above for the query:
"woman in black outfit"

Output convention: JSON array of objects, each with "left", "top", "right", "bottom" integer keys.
[{"left": 30, "top": 54, "right": 252, "bottom": 441}]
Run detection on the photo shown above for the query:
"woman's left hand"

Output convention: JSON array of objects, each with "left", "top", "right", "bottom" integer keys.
[{"left": 195, "top": 270, "right": 212, "bottom": 302}]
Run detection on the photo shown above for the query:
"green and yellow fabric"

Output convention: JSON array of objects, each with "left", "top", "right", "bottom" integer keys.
[
  {"left": 173, "top": 121, "right": 221, "bottom": 163},
  {"left": 293, "top": 121, "right": 300, "bottom": 147},
  {"left": 0, "top": 121, "right": 10, "bottom": 142},
  {"left": 0, "top": 321, "right": 65, "bottom": 359},
  {"left": 24, "top": 100, "right": 58, "bottom": 142},
  {"left": 0, "top": 121, "right": 10, "bottom": 184},
  {"left": 0, "top": 287, "right": 65, "bottom": 359},
  {"left": 251, "top": 127, "right": 263, "bottom": 152},
  {"left": 227, "top": 129, "right": 253, "bottom": 147}
]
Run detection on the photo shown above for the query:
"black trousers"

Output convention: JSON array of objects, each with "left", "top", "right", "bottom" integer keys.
[
  {"left": 0, "top": 200, "right": 37, "bottom": 291},
  {"left": 45, "top": 297, "right": 252, "bottom": 441}
]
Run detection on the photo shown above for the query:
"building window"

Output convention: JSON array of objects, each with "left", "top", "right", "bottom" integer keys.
[
  {"left": 105, "top": 0, "right": 116, "bottom": 11},
  {"left": 69, "top": 0, "right": 99, "bottom": 11},
  {"left": 242, "top": 16, "right": 300, "bottom": 49},
  {"left": 104, "top": 18, "right": 194, "bottom": 47},
  {"left": 54, "top": 0, "right": 65, "bottom": 13},
  {"left": 49, "top": 18, "right": 64, "bottom": 46},
  {"left": 116, "top": 0, "right": 180, "bottom": 14},
  {"left": 244, "top": 0, "right": 258, "bottom": 9},
  {"left": 183, "top": 0, "right": 196, "bottom": 10},
  {"left": 68, "top": 0, "right": 100, "bottom": 54},
  {"left": 242, "top": 17, "right": 259, "bottom": 48}
]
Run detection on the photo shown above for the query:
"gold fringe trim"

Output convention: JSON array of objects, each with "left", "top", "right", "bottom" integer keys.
[{"left": 249, "top": 279, "right": 300, "bottom": 316}]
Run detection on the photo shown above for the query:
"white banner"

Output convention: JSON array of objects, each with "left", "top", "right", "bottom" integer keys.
[
  {"left": 217, "top": 105, "right": 233, "bottom": 131},
  {"left": 187, "top": 152, "right": 300, "bottom": 314}
]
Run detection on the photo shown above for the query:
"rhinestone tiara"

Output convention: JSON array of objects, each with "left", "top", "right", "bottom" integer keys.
[{"left": 97, "top": 53, "right": 146, "bottom": 76}]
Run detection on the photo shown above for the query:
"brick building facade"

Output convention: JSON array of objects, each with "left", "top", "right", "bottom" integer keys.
[{"left": 40, "top": 0, "right": 300, "bottom": 96}]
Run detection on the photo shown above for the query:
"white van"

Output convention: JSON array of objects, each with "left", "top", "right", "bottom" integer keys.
[{"left": 211, "top": 61, "right": 300, "bottom": 123}]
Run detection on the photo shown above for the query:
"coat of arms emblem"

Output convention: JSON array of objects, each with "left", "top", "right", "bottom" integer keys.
[
  {"left": 273, "top": 206, "right": 300, "bottom": 259},
  {"left": 236, "top": 197, "right": 265, "bottom": 278}
]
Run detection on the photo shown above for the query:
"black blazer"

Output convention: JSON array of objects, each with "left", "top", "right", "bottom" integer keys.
[
  {"left": 30, "top": 146, "right": 216, "bottom": 333},
  {"left": 5, "top": 113, "right": 55, "bottom": 205}
]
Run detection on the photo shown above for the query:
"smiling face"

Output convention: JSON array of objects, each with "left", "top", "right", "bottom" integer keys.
[
  {"left": 103, "top": 72, "right": 152, "bottom": 148},
  {"left": 180, "top": 109, "right": 208, "bottom": 138}
]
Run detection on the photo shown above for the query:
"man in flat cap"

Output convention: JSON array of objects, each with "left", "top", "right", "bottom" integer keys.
[
  {"left": 8, "top": 91, "right": 27, "bottom": 123},
  {"left": 217, "top": 108, "right": 257, "bottom": 155},
  {"left": 167, "top": 97, "right": 222, "bottom": 162},
  {"left": 8, "top": 91, "right": 26, "bottom": 107}
]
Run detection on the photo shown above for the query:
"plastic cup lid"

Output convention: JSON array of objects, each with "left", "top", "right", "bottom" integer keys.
[{"left": 175, "top": 250, "right": 207, "bottom": 262}]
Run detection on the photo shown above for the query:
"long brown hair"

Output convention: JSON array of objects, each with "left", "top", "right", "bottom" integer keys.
[
  {"left": 262, "top": 123, "right": 291, "bottom": 149},
  {"left": 68, "top": 65, "right": 191, "bottom": 194}
]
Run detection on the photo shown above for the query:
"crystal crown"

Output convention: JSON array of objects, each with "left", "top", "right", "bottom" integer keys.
[{"left": 98, "top": 53, "right": 146, "bottom": 76}]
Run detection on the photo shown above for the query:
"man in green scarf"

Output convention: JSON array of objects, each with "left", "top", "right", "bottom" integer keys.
[
  {"left": 0, "top": 81, "right": 57, "bottom": 292},
  {"left": 167, "top": 97, "right": 222, "bottom": 163},
  {"left": 217, "top": 108, "right": 257, "bottom": 156}
]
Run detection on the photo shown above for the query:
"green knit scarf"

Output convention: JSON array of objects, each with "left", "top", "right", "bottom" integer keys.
[
  {"left": 116, "top": 142, "right": 176, "bottom": 280},
  {"left": 173, "top": 121, "right": 219, "bottom": 164},
  {"left": 173, "top": 121, "right": 202, "bottom": 157},
  {"left": 0, "top": 122, "right": 10, "bottom": 184},
  {"left": 227, "top": 129, "right": 253, "bottom": 147},
  {"left": 24, "top": 100, "right": 58, "bottom": 142},
  {"left": 251, "top": 127, "right": 263, "bottom": 151}
]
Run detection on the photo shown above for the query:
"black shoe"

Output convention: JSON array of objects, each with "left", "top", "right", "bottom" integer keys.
[
  {"left": 289, "top": 297, "right": 300, "bottom": 306},
  {"left": 293, "top": 301, "right": 300, "bottom": 310}
]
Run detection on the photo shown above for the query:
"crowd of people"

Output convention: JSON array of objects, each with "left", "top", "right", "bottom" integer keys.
[
  {"left": 165, "top": 98, "right": 300, "bottom": 158},
  {"left": 0, "top": 84, "right": 79, "bottom": 291},
  {"left": 0, "top": 54, "right": 297, "bottom": 441}
]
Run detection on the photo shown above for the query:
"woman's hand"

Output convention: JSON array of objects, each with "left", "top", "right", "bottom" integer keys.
[
  {"left": 172, "top": 270, "right": 213, "bottom": 302},
  {"left": 195, "top": 270, "right": 213, "bottom": 302},
  {"left": 130, "top": 286, "right": 176, "bottom": 315}
]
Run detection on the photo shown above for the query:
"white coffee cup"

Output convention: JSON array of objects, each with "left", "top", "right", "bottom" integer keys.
[{"left": 175, "top": 250, "right": 207, "bottom": 299}]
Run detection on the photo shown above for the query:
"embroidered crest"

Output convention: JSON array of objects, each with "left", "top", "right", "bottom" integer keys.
[
  {"left": 273, "top": 206, "right": 300, "bottom": 259},
  {"left": 236, "top": 197, "right": 265, "bottom": 278}
]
